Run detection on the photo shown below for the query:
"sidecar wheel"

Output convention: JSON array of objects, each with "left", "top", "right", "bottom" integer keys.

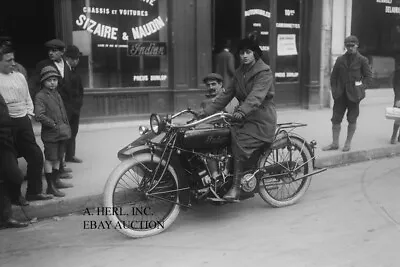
[
  {"left": 258, "top": 136, "right": 313, "bottom": 207},
  {"left": 103, "top": 153, "right": 180, "bottom": 238}
]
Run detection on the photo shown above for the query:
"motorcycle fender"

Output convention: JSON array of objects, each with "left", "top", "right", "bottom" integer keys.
[
  {"left": 117, "top": 131, "right": 157, "bottom": 160},
  {"left": 270, "top": 133, "right": 314, "bottom": 162}
]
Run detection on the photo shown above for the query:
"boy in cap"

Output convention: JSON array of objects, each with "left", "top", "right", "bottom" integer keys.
[
  {"left": 34, "top": 66, "right": 74, "bottom": 198},
  {"left": 62, "top": 45, "right": 84, "bottom": 163},
  {"left": 322, "top": 35, "right": 372, "bottom": 152},
  {"left": 29, "top": 39, "right": 73, "bottom": 177}
]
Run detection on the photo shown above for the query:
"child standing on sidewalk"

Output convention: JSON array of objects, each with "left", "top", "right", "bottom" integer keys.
[{"left": 34, "top": 66, "right": 73, "bottom": 197}]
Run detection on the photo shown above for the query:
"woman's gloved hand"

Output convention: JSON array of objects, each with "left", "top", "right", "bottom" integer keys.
[{"left": 232, "top": 111, "right": 245, "bottom": 121}]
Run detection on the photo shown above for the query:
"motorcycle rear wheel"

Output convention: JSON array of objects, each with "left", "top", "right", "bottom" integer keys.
[
  {"left": 258, "top": 136, "right": 313, "bottom": 207},
  {"left": 103, "top": 153, "right": 180, "bottom": 238}
]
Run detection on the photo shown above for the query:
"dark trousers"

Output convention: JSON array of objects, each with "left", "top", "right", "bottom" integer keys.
[
  {"left": 0, "top": 184, "right": 12, "bottom": 223},
  {"left": 12, "top": 115, "right": 44, "bottom": 195},
  {"left": 331, "top": 93, "right": 360, "bottom": 124},
  {"left": 0, "top": 149, "right": 24, "bottom": 222},
  {"left": 65, "top": 113, "right": 80, "bottom": 160}
]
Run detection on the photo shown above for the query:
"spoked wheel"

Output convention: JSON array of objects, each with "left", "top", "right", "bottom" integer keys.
[
  {"left": 258, "top": 136, "right": 313, "bottom": 207},
  {"left": 103, "top": 153, "right": 180, "bottom": 238}
]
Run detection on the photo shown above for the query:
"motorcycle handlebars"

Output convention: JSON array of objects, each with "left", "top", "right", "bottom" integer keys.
[{"left": 166, "top": 110, "right": 233, "bottom": 129}]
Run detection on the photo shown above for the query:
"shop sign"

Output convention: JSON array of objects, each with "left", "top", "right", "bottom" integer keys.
[
  {"left": 376, "top": 0, "right": 400, "bottom": 14},
  {"left": 133, "top": 74, "right": 167, "bottom": 82},
  {"left": 244, "top": 9, "right": 271, "bottom": 18},
  {"left": 74, "top": 0, "right": 166, "bottom": 41},
  {"left": 127, "top": 41, "right": 167, "bottom": 56}
]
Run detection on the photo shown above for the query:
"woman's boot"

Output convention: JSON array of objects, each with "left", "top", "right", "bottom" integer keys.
[
  {"left": 223, "top": 159, "right": 243, "bottom": 202},
  {"left": 45, "top": 173, "right": 65, "bottom": 197},
  {"left": 53, "top": 170, "right": 73, "bottom": 189},
  {"left": 322, "top": 124, "right": 341, "bottom": 151}
]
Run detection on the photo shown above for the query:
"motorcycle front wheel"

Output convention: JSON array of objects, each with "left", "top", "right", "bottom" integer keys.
[
  {"left": 258, "top": 136, "right": 313, "bottom": 207},
  {"left": 103, "top": 153, "right": 180, "bottom": 238}
]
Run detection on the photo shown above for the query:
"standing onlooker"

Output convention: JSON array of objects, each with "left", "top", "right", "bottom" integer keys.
[
  {"left": 215, "top": 39, "right": 235, "bottom": 89},
  {"left": 0, "top": 45, "right": 52, "bottom": 201},
  {"left": 322, "top": 35, "right": 372, "bottom": 152},
  {"left": 35, "top": 66, "right": 73, "bottom": 197},
  {"left": 0, "top": 93, "right": 29, "bottom": 229},
  {"left": 30, "top": 39, "right": 73, "bottom": 177},
  {"left": 63, "top": 45, "right": 84, "bottom": 163},
  {"left": 0, "top": 36, "right": 28, "bottom": 80}
]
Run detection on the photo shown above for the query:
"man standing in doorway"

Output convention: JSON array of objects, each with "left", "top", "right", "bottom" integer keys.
[
  {"left": 63, "top": 45, "right": 84, "bottom": 163},
  {"left": 322, "top": 35, "right": 372, "bottom": 152},
  {"left": 215, "top": 39, "right": 235, "bottom": 89}
]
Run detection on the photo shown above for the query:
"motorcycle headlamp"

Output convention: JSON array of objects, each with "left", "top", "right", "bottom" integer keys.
[{"left": 150, "top": 114, "right": 164, "bottom": 135}]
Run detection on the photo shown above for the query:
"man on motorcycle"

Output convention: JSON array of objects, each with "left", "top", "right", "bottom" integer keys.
[
  {"left": 200, "top": 38, "right": 277, "bottom": 202},
  {"left": 201, "top": 73, "right": 238, "bottom": 114}
]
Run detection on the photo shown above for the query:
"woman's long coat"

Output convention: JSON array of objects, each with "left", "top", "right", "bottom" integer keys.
[
  {"left": 34, "top": 88, "right": 70, "bottom": 143},
  {"left": 203, "top": 59, "right": 277, "bottom": 159}
]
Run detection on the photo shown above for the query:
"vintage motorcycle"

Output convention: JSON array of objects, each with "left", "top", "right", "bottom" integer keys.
[{"left": 103, "top": 109, "right": 327, "bottom": 238}]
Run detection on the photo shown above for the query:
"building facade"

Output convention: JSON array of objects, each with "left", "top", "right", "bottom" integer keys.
[{"left": 5, "top": 0, "right": 388, "bottom": 120}]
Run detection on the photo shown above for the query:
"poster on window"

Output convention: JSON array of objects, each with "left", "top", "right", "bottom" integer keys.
[{"left": 277, "top": 34, "right": 297, "bottom": 56}]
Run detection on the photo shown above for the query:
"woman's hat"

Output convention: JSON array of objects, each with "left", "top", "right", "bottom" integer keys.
[
  {"left": 237, "top": 37, "right": 263, "bottom": 57},
  {"left": 40, "top": 66, "right": 61, "bottom": 83}
]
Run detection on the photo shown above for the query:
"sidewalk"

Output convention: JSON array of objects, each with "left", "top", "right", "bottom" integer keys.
[{"left": 12, "top": 88, "right": 400, "bottom": 221}]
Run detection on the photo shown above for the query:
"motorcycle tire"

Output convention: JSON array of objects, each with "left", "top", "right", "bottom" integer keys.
[
  {"left": 103, "top": 152, "right": 180, "bottom": 238},
  {"left": 258, "top": 135, "right": 313, "bottom": 207}
]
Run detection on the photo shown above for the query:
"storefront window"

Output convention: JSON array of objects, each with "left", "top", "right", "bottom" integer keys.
[
  {"left": 71, "top": 0, "right": 169, "bottom": 89},
  {"left": 244, "top": 0, "right": 271, "bottom": 64},
  {"left": 275, "top": 0, "right": 300, "bottom": 83}
]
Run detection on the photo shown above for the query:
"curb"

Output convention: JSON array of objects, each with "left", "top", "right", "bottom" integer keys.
[
  {"left": 315, "top": 145, "right": 400, "bottom": 168},
  {"left": 12, "top": 146, "right": 400, "bottom": 222}
]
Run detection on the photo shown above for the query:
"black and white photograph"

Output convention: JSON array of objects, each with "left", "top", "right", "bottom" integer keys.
[{"left": 0, "top": 0, "right": 399, "bottom": 266}]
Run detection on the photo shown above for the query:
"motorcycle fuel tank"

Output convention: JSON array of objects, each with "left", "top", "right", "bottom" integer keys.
[{"left": 181, "top": 127, "right": 231, "bottom": 149}]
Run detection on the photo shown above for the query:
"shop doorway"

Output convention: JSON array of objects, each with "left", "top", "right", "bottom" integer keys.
[
  {"left": 212, "top": 0, "right": 243, "bottom": 70},
  {"left": 0, "top": 0, "right": 56, "bottom": 76}
]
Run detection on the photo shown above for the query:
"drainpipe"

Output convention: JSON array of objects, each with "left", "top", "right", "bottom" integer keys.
[{"left": 319, "top": 0, "right": 329, "bottom": 108}]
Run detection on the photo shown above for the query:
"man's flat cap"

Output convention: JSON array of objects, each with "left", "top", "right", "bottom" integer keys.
[
  {"left": 344, "top": 35, "right": 359, "bottom": 45},
  {"left": 45, "top": 39, "right": 65, "bottom": 49},
  {"left": 203, "top": 73, "right": 223, "bottom": 83}
]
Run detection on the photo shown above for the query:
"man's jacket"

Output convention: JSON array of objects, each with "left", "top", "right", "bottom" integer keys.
[{"left": 330, "top": 51, "right": 372, "bottom": 102}]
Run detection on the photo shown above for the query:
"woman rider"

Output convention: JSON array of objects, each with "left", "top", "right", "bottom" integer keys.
[{"left": 201, "top": 37, "right": 277, "bottom": 202}]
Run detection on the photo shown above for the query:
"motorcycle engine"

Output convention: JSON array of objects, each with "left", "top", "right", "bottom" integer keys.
[{"left": 241, "top": 173, "right": 257, "bottom": 193}]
